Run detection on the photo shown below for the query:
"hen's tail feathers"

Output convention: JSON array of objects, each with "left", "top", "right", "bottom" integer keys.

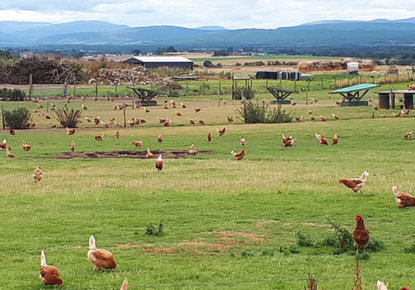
[
  {"left": 40, "top": 250, "right": 47, "bottom": 267},
  {"left": 392, "top": 186, "right": 400, "bottom": 197},
  {"left": 89, "top": 235, "right": 97, "bottom": 250}
]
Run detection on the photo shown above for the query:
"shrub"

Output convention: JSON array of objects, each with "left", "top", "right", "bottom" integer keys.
[
  {"left": 3, "top": 107, "right": 31, "bottom": 129},
  {"left": 405, "top": 243, "right": 415, "bottom": 254},
  {"left": 233, "top": 88, "right": 255, "bottom": 100},
  {"left": 0, "top": 88, "right": 26, "bottom": 101},
  {"left": 236, "top": 101, "right": 292, "bottom": 124},
  {"left": 54, "top": 108, "right": 81, "bottom": 128},
  {"left": 203, "top": 60, "right": 215, "bottom": 68},
  {"left": 146, "top": 222, "right": 164, "bottom": 236},
  {"left": 296, "top": 232, "right": 315, "bottom": 247},
  {"left": 326, "top": 217, "right": 354, "bottom": 253}
]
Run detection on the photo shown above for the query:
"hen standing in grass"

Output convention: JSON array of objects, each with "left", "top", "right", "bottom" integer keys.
[
  {"left": 392, "top": 186, "right": 415, "bottom": 208},
  {"left": 339, "top": 171, "right": 369, "bottom": 194},
  {"left": 87, "top": 235, "right": 117, "bottom": 270},
  {"left": 353, "top": 214, "right": 370, "bottom": 253},
  {"left": 156, "top": 155, "right": 164, "bottom": 171},
  {"left": 70, "top": 141, "right": 75, "bottom": 152},
  {"left": 40, "top": 250, "right": 64, "bottom": 286}
]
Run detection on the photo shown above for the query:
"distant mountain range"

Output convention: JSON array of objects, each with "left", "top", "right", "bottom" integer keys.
[{"left": 1, "top": 18, "right": 415, "bottom": 51}]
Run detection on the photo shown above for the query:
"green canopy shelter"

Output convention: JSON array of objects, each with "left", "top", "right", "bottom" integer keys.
[{"left": 330, "top": 84, "right": 380, "bottom": 106}]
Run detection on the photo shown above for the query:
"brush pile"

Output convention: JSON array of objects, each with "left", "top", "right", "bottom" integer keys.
[
  {"left": 93, "top": 67, "right": 167, "bottom": 86},
  {"left": 0, "top": 56, "right": 82, "bottom": 84}
]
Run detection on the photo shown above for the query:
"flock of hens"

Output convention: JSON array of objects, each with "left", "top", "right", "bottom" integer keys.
[{"left": 1, "top": 96, "right": 415, "bottom": 289}]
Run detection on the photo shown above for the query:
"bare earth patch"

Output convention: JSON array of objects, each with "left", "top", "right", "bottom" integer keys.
[
  {"left": 143, "top": 247, "right": 174, "bottom": 255},
  {"left": 253, "top": 220, "right": 277, "bottom": 228},
  {"left": 56, "top": 150, "right": 213, "bottom": 159},
  {"left": 217, "top": 231, "right": 267, "bottom": 243},
  {"left": 145, "top": 231, "right": 267, "bottom": 255},
  {"left": 116, "top": 243, "right": 141, "bottom": 249}
]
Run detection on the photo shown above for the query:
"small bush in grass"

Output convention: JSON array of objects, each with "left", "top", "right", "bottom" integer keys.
[
  {"left": 236, "top": 101, "right": 292, "bottom": 124},
  {"left": 146, "top": 222, "right": 164, "bottom": 236},
  {"left": 404, "top": 242, "right": 415, "bottom": 253},
  {"left": 326, "top": 217, "right": 354, "bottom": 253},
  {"left": 3, "top": 107, "right": 31, "bottom": 129},
  {"left": 233, "top": 88, "right": 255, "bottom": 100},
  {"left": 296, "top": 232, "right": 315, "bottom": 247},
  {"left": 54, "top": 108, "right": 81, "bottom": 128}
]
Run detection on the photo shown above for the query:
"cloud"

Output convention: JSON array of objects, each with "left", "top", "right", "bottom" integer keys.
[{"left": 0, "top": 0, "right": 414, "bottom": 28}]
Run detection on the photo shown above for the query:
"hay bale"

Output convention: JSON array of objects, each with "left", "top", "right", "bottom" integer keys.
[
  {"left": 387, "top": 65, "right": 399, "bottom": 75},
  {"left": 298, "top": 61, "right": 316, "bottom": 73},
  {"left": 317, "top": 61, "right": 333, "bottom": 71},
  {"left": 360, "top": 60, "right": 376, "bottom": 71},
  {"left": 332, "top": 61, "right": 343, "bottom": 70}
]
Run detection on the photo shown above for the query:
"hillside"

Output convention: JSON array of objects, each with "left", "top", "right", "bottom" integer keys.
[{"left": 1, "top": 18, "right": 415, "bottom": 50}]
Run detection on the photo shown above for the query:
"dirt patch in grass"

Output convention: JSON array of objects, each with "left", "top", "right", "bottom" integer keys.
[
  {"left": 116, "top": 243, "right": 140, "bottom": 248},
  {"left": 144, "top": 231, "right": 267, "bottom": 256},
  {"left": 56, "top": 150, "right": 213, "bottom": 159},
  {"left": 143, "top": 247, "right": 174, "bottom": 255},
  {"left": 217, "top": 231, "right": 267, "bottom": 243},
  {"left": 178, "top": 240, "right": 239, "bottom": 251},
  {"left": 253, "top": 220, "right": 277, "bottom": 228}
]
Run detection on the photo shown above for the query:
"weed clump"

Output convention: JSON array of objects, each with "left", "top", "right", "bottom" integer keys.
[
  {"left": 236, "top": 101, "right": 292, "bottom": 124},
  {"left": 293, "top": 217, "right": 384, "bottom": 258},
  {"left": 146, "top": 222, "right": 164, "bottom": 237},
  {"left": 54, "top": 108, "right": 81, "bottom": 128},
  {"left": 296, "top": 232, "right": 315, "bottom": 247},
  {"left": 404, "top": 242, "right": 415, "bottom": 254},
  {"left": 305, "top": 273, "right": 318, "bottom": 290}
]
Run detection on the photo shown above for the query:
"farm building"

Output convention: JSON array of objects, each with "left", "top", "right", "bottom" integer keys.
[{"left": 123, "top": 56, "right": 194, "bottom": 70}]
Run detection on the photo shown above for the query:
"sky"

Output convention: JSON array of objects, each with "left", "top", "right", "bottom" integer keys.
[{"left": 0, "top": 0, "right": 414, "bottom": 29}]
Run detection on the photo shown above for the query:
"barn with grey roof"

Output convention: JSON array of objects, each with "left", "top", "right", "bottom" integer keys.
[{"left": 123, "top": 56, "right": 194, "bottom": 70}]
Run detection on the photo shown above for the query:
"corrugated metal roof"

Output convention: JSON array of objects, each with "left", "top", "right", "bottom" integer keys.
[
  {"left": 330, "top": 84, "right": 380, "bottom": 94},
  {"left": 125, "top": 56, "right": 193, "bottom": 63},
  {"left": 378, "top": 90, "right": 415, "bottom": 94}
]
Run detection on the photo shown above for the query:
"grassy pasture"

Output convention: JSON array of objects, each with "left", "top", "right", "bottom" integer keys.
[
  {"left": 1, "top": 93, "right": 415, "bottom": 289},
  {"left": 15, "top": 74, "right": 415, "bottom": 101}
]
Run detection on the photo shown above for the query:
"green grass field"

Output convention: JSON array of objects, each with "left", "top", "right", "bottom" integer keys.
[{"left": 1, "top": 93, "right": 415, "bottom": 289}]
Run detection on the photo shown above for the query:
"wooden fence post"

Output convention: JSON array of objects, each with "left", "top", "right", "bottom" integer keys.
[
  {"left": 218, "top": 80, "right": 222, "bottom": 95},
  {"left": 29, "top": 74, "right": 33, "bottom": 98},
  {"left": 1, "top": 105, "right": 5, "bottom": 129},
  {"left": 123, "top": 103, "right": 126, "bottom": 128},
  {"left": 63, "top": 83, "right": 67, "bottom": 98}
]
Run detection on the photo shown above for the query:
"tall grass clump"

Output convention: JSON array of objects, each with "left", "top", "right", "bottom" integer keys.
[
  {"left": 3, "top": 107, "right": 31, "bottom": 129},
  {"left": 236, "top": 101, "right": 292, "bottom": 124},
  {"left": 54, "top": 108, "right": 81, "bottom": 128}
]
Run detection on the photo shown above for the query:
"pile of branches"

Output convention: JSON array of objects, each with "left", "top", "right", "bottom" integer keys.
[
  {"left": 0, "top": 56, "right": 82, "bottom": 84},
  {"left": 94, "top": 67, "right": 167, "bottom": 86}
]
